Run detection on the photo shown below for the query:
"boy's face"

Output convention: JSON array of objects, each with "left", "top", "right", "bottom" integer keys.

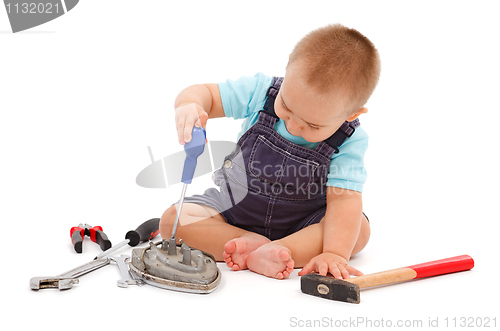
[{"left": 275, "top": 62, "right": 364, "bottom": 143}]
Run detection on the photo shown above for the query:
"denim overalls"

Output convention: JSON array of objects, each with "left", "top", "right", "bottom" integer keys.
[{"left": 183, "top": 77, "right": 359, "bottom": 240}]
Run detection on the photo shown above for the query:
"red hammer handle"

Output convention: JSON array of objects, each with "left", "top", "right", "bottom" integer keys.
[
  {"left": 407, "top": 254, "right": 474, "bottom": 279},
  {"left": 347, "top": 255, "right": 474, "bottom": 289}
]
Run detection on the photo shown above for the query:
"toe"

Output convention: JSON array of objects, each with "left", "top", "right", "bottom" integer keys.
[
  {"left": 273, "top": 247, "right": 290, "bottom": 262},
  {"left": 224, "top": 240, "right": 237, "bottom": 254},
  {"left": 278, "top": 249, "right": 290, "bottom": 261}
]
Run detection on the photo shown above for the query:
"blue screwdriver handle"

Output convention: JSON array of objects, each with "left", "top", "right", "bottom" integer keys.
[{"left": 181, "top": 127, "right": 206, "bottom": 184}]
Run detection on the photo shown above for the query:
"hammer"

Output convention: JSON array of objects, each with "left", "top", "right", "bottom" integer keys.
[{"left": 301, "top": 255, "right": 474, "bottom": 304}]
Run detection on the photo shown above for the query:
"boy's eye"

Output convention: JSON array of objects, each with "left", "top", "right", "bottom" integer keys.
[
  {"left": 309, "top": 125, "right": 320, "bottom": 131},
  {"left": 281, "top": 102, "right": 290, "bottom": 112},
  {"left": 280, "top": 97, "right": 320, "bottom": 131}
]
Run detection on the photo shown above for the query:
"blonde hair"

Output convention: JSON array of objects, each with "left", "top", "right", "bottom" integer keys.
[{"left": 289, "top": 24, "right": 381, "bottom": 114}]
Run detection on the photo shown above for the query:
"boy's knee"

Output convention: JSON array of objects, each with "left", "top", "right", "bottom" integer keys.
[
  {"left": 159, "top": 205, "right": 177, "bottom": 238},
  {"left": 352, "top": 215, "right": 370, "bottom": 256}
]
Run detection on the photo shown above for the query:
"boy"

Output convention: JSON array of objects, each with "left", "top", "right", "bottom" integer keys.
[{"left": 160, "top": 24, "right": 380, "bottom": 280}]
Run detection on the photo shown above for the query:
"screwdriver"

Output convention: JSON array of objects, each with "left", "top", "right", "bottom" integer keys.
[
  {"left": 94, "top": 218, "right": 160, "bottom": 259},
  {"left": 170, "top": 126, "right": 206, "bottom": 240}
]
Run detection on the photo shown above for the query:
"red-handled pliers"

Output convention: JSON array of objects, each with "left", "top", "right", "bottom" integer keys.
[{"left": 70, "top": 223, "right": 112, "bottom": 253}]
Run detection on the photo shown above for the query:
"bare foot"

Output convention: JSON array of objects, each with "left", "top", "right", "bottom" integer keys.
[
  {"left": 223, "top": 233, "right": 270, "bottom": 271},
  {"left": 246, "top": 242, "right": 295, "bottom": 279}
]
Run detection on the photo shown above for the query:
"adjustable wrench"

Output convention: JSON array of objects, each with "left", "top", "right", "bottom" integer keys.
[
  {"left": 31, "top": 218, "right": 160, "bottom": 290},
  {"left": 30, "top": 257, "right": 111, "bottom": 290}
]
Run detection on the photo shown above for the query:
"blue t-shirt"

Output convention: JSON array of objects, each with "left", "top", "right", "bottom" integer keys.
[{"left": 218, "top": 73, "right": 368, "bottom": 193}]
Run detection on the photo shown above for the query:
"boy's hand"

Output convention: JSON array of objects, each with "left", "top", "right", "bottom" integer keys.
[
  {"left": 175, "top": 103, "right": 209, "bottom": 145},
  {"left": 298, "top": 252, "right": 363, "bottom": 279}
]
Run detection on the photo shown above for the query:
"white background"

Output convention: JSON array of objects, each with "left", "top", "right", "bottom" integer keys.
[{"left": 2, "top": 1, "right": 499, "bottom": 330}]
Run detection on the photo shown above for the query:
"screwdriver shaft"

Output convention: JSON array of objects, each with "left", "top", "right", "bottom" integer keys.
[
  {"left": 94, "top": 239, "right": 130, "bottom": 259},
  {"left": 171, "top": 183, "right": 188, "bottom": 239}
]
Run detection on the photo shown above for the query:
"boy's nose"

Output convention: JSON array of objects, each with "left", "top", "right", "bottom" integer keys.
[{"left": 287, "top": 116, "right": 302, "bottom": 131}]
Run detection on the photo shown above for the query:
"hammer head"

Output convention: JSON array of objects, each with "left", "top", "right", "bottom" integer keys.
[
  {"left": 30, "top": 277, "right": 79, "bottom": 290},
  {"left": 301, "top": 273, "right": 360, "bottom": 304}
]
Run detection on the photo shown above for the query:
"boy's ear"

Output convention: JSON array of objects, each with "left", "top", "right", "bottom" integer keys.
[{"left": 346, "top": 107, "right": 368, "bottom": 122}]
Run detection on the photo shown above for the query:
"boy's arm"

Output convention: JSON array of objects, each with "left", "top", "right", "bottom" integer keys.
[
  {"left": 174, "top": 83, "right": 225, "bottom": 144},
  {"left": 298, "top": 186, "right": 364, "bottom": 279}
]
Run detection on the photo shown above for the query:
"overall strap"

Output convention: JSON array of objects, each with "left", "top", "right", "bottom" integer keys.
[
  {"left": 319, "top": 119, "right": 359, "bottom": 155},
  {"left": 255, "top": 76, "right": 283, "bottom": 128},
  {"left": 260, "top": 76, "right": 360, "bottom": 154},
  {"left": 261, "top": 76, "right": 283, "bottom": 119}
]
